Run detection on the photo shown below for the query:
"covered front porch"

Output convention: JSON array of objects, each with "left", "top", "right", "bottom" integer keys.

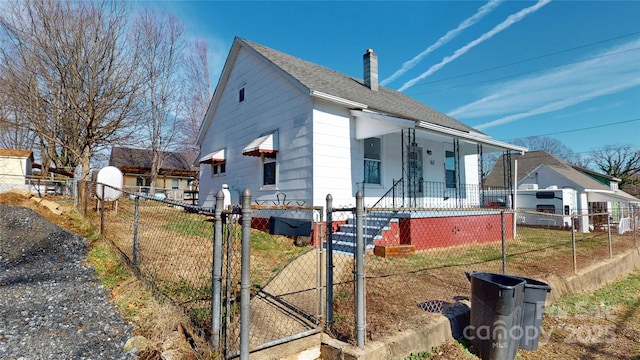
[
  {"left": 351, "top": 109, "right": 526, "bottom": 210},
  {"left": 368, "top": 178, "right": 511, "bottom": 209}
]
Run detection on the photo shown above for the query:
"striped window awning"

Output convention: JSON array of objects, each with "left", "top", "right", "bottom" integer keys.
[
  {"left": 198, "top": 148, "right": 226, "bottom": 164},
  {"left": 242, "top": 132, "right": 278, "bottom": 158}
]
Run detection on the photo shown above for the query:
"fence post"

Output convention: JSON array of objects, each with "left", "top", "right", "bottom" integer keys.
[
  {"left": 633, "top": 207, "right": 637, "bottom": 247},
  {"left": 501, "top": 210, "right": 506, "bottom": 274},
  {"left": 211, "top": 190, "right": 225, "bottom": 349},
  {"left": 325, "top": 194, "right": 334, "bottom": 331},
  {"left": 316, "top": 208, "right": 324, "bottom": 327},
  {"left": 133, "top": 196, "right": 139, "bottom": 268},
  {"left": 100, "top": 183, "right": 105, "bottom": 235},
  {"left": 240, "top": 188, "right": 252, "bottom": 360},
  {"left": 607, "top": 212, "right": 613, "bottom": 259},
  {"left": 571, "top": 216, "right": 577, "bottom": 274},
  {"left": 82, "top": 181, "right": 88, "bottom": 216},
  {"left": 355, "top": 190, "right": 365, "bottom": 348}
]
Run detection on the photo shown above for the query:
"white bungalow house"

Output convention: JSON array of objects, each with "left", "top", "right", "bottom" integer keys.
[
  {"left": 485, "top": 150, "right": 640, "bottom": 233},
  {"left": 196, "top": 37, "right": 526, "bottom": 214}
]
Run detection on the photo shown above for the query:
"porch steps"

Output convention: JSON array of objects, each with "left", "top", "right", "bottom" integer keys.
[{"left": 329, "top": 211, "right": 397, "bottom": 256}]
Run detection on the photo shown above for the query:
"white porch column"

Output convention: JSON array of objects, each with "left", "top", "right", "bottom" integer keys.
[{"left": 577, "top": 192, "right": 590, "bottom": 233}]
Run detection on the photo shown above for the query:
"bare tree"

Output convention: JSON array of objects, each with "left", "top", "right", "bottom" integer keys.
[
  {"left": 0, "top": 116, "right": 34, "bottom": 150},
  {"left": 180, "top": 40, "right": 212, "bottom": 153},
  {"left": 0, "top": 78, "right": 37, "bottom": 150},
  {"left": 0, "top": 0, "right": 142, "bottom": 182},
  {"left": 511, "top": 136, "right": 580, "bottom": 164},
  {"left": 588, "top": 144, "right": 640, "bottom": 195},
  {"left": 133, "top": 9, "right": 187, "bottom": 194}
]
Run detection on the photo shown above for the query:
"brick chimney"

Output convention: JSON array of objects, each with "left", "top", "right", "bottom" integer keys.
[{"left": 363, "top": 48, "right": 378, "bottom": 91}]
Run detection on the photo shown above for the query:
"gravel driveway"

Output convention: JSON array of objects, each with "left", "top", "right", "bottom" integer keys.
[{"left": 0, "top": 204, "right": 135, "bottom": 359}]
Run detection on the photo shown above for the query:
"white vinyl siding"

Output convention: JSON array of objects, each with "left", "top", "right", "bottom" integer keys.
[
  {"left": 198, "top": 47, "right": 313, "bottom": 207},
  {"left": 311, "top": 102, "right": 353, "bottom": 207}
]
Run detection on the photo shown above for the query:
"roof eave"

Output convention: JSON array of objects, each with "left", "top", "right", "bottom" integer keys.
[
  {"left": 311, "top": 91, "right": 368, "bottom": 109},
  {"left": 417, "top": 121, "right": 527, "bottom": 153}
]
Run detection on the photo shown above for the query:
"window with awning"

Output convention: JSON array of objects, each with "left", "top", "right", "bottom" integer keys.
[
  {"left": 198, "top": 149, "right": 226, "bottom": 164},
  {"left": 242, "top": 131, "right": 278, "bottom": 158}
]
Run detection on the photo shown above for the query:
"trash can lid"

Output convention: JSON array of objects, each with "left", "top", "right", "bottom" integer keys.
[
  {"left": 470, "top": 272, "right": 526, "bottom": 288},
  {"left": 511, "top": 275, "right": 552, "bottom": 292},
  {"left": 466, "top": 271, "right": 551, "bottom": 292}
]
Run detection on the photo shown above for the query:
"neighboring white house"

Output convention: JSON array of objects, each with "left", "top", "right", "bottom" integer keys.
[
  {"left": 0, "top": 149, "right": 34, "bottom": 192},
  {"left": 485, "top": 150, "right": 640, "bottom": 233},
  {"left": 195, "top": 38, "right": 526, "bottom": 209}
]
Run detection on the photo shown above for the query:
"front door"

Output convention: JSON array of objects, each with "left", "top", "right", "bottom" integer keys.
[{"left": 407, "top": 145, "right": 423, "bottom": 206}]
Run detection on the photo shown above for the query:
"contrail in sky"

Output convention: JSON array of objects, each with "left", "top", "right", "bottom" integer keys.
[
  {"left": 381, "top": 0, "right": 503, "bottom": 86},
  {"left": 463, "top": 39, "right": 640, "bottom": 130},
  {"left": 397, "top": 0, "right": 552, "bottom": 92},
  {"left": 474, "top": 81, "right": 640, "bottom": 130}
]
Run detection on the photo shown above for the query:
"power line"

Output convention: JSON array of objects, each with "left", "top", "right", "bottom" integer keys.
[
  {"left": 500, "top": 118, "right": 640, "bottom": 141},
  {"left": 404, "top": 31, "right": 640, "bottom": 89},
  {"left": 408, "top": 47, "right": 640, "bottom": 95},
  {"left": 571, "top": 145, "right": 640, "bottom": 156}
]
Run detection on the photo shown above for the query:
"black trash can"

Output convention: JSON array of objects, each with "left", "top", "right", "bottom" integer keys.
[
  {"left": 469, "top": 272, "right": 525, "bottom": 360},
  {"left": 509, "top": 276, "right": 552, "bottom": 351}
]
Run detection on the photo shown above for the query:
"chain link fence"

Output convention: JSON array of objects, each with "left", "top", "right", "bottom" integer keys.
[
  {"left": 0, "top": 173, "right": 76, "bottom": 198},
  {"left": 325, "top": 192, "right": 639, "bottom": 346},
  {"left": 79, "top": 181, "right": 215, "bottom": 338},
  {"left": 79, "top": 181, "right": 325, "bottom": 358},
  {"left": 1, "top": 175, "right": 637, "bottom": 355}
]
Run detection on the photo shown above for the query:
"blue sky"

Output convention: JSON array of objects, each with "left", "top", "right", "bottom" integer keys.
[{"left": 141, "top": 0, "right": 640, "bottom": 157}]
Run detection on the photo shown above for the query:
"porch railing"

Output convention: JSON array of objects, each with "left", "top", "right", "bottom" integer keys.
[{"left": 370, "top": 178, "right": 511, "bottom": 209}]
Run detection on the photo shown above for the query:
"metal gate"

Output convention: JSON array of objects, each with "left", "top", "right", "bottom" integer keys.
[{"left": 216, "top": 196, "right": 324, "bottom": 358}]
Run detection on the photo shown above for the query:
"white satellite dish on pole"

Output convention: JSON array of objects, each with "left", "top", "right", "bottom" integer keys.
[{"left": 96, "top": 166, "right": 123, "bottom": 201}]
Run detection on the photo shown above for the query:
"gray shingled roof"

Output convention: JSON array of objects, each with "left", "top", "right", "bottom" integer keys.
[
  {"left": 484, "top": 150, "right": 609, "bottom": 190},
  {"left": 239, "top": 38, "right": 480, "bottom": 134},
  {"left": 109, "top": 146, "right": 197, "bottom": 173}
]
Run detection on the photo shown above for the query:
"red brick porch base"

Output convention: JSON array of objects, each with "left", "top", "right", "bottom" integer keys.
[
  {"left": 396, "top": 213, "right": 514, "bottom": 250},
  {"left": 251, "top": 213, "right": 514, "bottom": 251}
]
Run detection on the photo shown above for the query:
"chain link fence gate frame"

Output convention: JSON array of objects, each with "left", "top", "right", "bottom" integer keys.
[{"left": 216, "top": 190, "right": 324, "bottom": 359}]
